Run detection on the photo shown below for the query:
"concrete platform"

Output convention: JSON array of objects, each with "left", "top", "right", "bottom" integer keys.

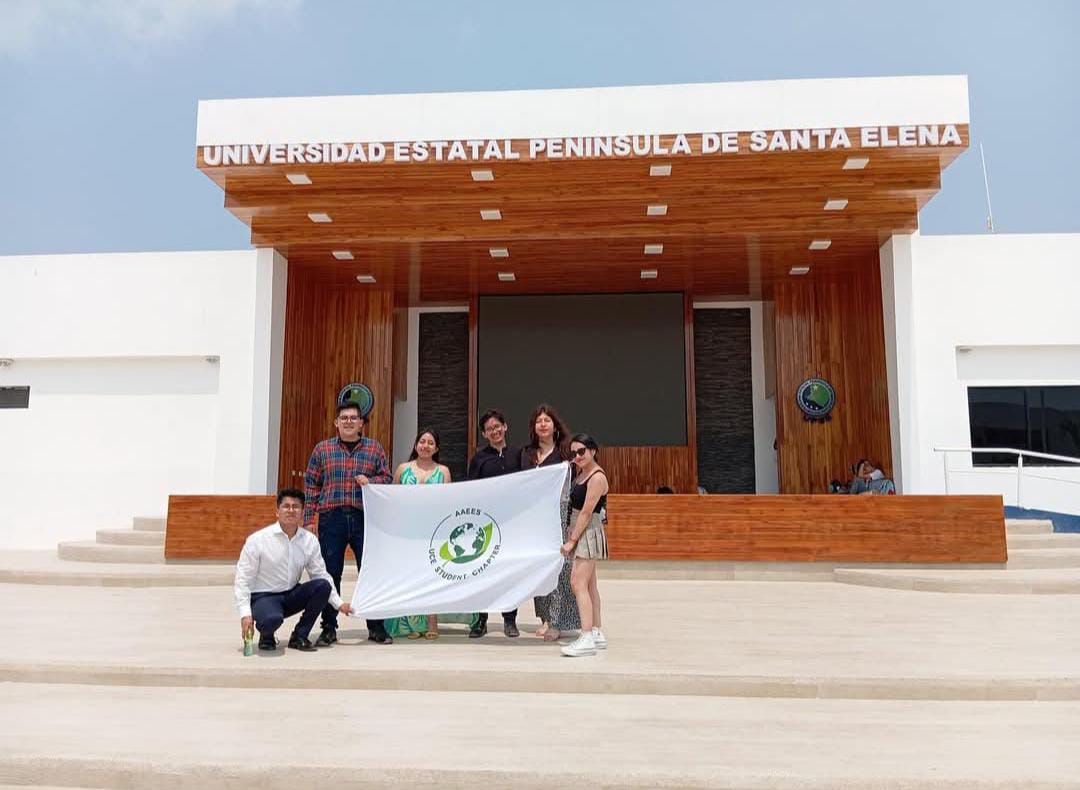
[
  {"left": 0, "top": 684, "right": 1077, "bottom": 789},
  {"left": 834, "top": 567, "right": 1080, "bottom": 594},
  {"left": 56, "top": 541, "right": 164, "bottom": 564},
  {"left": 3, "top": 579, "right": 1078, "bottom": 700}
]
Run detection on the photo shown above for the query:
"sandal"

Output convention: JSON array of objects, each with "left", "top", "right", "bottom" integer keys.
[
  {"left": 542, "top": 629, "right": 561, "bottom": 642},
  {"left": 406, "top": 632, "right": 422, "bottom": 640},
  {"left": 534, "top": 623, "right": 551, "bottom": 639},
  {"left": 424, "top": 631, "right": 439, "bottom": 641}
]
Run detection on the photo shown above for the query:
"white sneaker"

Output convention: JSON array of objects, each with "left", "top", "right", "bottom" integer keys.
[
  {"left": 592, "top": 628, "right": 607, "bottom": 650},
  {"left": 560, "top": 633, "right": 597, "bottom": 657}
]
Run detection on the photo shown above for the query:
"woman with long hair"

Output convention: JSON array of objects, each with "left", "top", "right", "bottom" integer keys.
[
  {"left": 519, "top": 404, "right": 581, "bottom": 641},
  {"left": 385, "top": 428, "right": 460, "bottom": 640},
  {"left": 559, "top": 433, "right": 609, "bottom": 657}
]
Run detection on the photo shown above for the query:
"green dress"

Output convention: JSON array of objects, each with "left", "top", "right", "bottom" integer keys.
[{"left": 384, "top": 465, "right": 478, "bottom": 637}]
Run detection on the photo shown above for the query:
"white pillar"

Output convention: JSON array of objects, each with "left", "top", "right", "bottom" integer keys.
[
  {"left": 879, "top": 233, "right": 919, "bottom": 492},
  {"left": 249, "top": 248, "right": 288, "bottom": 492}
]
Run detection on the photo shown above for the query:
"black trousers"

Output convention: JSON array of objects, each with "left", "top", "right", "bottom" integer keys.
[
  {"left": 477, "top": 610, "right": 518, "bottom": 626},
  {"left": 318, "top": 505, "right": 385, "bottom": 635},
  {"left": 251, "top": 579, "right": 332, "bottom": 641}
]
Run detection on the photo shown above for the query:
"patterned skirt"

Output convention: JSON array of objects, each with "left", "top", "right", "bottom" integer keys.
[{"left": 533, "top": 503, "right": 581, "bottom": 631}]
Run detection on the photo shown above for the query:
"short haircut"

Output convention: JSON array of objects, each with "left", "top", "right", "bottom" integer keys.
[
  {"left": 276, "top": 488, "right": 305, "bottom": 507},
  {"left": 337, "top": 402, "right": 362, "bottom": 418},
  {"left": 480, "top": 409, "right": 507, "bottom": 431}
]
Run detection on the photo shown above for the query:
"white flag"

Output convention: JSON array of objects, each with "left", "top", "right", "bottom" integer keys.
[{"left": 351, "top": 462, "right": 567, "bottom": 619}]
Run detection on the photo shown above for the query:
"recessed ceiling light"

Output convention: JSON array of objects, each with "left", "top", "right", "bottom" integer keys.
[
  {"left": 308, "top": 212, "right": 332, "bottom": 223},
  {"left": 480, "top": 209, "right": 502, "bottom": 221},
  {"left": 843, "top": 157, "right": 869, "bottom": 170},
  {"left": 489, "top": 247, "right": 509, "bottom": 258},
  {"left": 640, "top": 269, "right": 658, "bottom": 279},
  {"left": 649, "top": 164, "right": 672, "bottom": 177},
  {"left": 823, "top": 199, "right": 848, "bottom": 211},
  {"left": 497, "top": 272, "right": 516, "bottom": 282},
  {"left": 355, "top": 274, "right": 376, "bottom": 283},
  {"left": 808, "top": 239, "right": 832, "bottom": 250},
  {"left": 332, "top": 250, "right": 354, "bottom": 260},
  {"left": 646, "top": 204, "right": 668, "bottom": 216},
  {"left": 286, "top": 173, "right": 312, "bottom": 185},
  {"left": 644, "top": 243, "right": 664, "bottom": 255},
  {"left": 789, "top": 265, "right": 811, "bottom": 275},
  {"left": 471, "top": 169, "right": 494, "bottom": 181}
]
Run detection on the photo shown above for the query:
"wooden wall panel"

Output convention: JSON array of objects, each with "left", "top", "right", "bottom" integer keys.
[
  {"left": 606, "top": 494, "right": 1007, "bottom": 562},
  {"left": 167, "top": 492, "right": 1006, "bottom": 562},
  {"left": 772, "top": 262, "right": 892, "bottom": 493},
  {"left": 277, "top": 269, "right": 396, "bottom": 491},
  {"left": 601, "top": 447, "right": 696, "bottom": 494}
]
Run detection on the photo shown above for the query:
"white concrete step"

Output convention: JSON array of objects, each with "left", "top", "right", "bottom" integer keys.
[
  {"left": 95, "top": 528, "right": 165, "bottom": 546},
  {"left": 2, "top": 684, "right": 1076, "bottom": 789},
  {"left": 132, "top": 516, "right": 166, "bottom": 532},
  {"left": 1008, "top": 532, "right": 1080, "bottom": 549},
  {"left": 1007, "top": 547, "right": 1080, "bottom": 569},
  {"left": 834, "top": 567, "right": 1080, "bottom": 594},
  {"left": 56, "top": 542, "right": 164, "bottom": 564},
  {"left": 1005, "top": 519, "right": 1054, "bottom": 535}
]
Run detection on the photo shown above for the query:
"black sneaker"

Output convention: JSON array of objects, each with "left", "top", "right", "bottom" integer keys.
[
  {"left": 468, "top": 622, "right": 488, "bottom": 639},
  {"left": 368, "top": 630, "right": 393, "bottom": 645},
  {"left": 503, "top": 620, "right": 520, "bottom": 638},
  {"left": 314, "top": 627, "right": 337, "bottom": 647},
  {"left": 257, "top": 635, "right": 277, "bottom": 651},
  {"left": 288, "top": 635, "right": 318, "bottom": 652}
]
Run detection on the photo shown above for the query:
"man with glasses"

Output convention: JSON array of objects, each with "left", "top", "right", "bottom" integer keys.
[
  {"left": 465, "top": 409, "right": 522, "bottom": 638},
  {"left": 304, "top": 401, "right": 393, "bottom": 646},
  {"left": 235, "top": 488, "right": 353, "bottom": 652}
]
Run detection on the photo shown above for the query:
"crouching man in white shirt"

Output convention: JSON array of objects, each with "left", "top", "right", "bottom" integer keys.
[{"left": 235, "top": 488, "right": 354, "bottom": 652}]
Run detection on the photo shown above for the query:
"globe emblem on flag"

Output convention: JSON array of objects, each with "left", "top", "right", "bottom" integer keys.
[
  {"left": 429, "top": 509, "right": 502, "bottom": 580},
  {"left": 441, "top": 522, "right": 491, "bottom": 564}
]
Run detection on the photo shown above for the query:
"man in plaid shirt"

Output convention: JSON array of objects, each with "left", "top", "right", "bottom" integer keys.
[{"left": 304, "top": 401, "right": 393, "bottom": 646}]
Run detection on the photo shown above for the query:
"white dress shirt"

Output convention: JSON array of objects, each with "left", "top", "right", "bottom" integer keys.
[{"left": 234, "top": 522, "right": 343, "bottom": 618}]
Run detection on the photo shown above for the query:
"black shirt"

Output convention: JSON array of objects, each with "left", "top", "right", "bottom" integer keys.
[
  {"left": 518, "top": 445, "right": 566, "bottom": 470},
  {"left": 467, "top": 445, "right": 520, "bottom": 480}
]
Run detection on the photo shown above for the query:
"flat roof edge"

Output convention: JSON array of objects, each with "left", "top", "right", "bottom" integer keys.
[{"left": 195, "top": 75, "right": 970, "bottom": 146}]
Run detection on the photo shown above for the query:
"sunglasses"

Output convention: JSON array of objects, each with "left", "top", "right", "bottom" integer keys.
[{"left": 571, "top": 447, "right": 590, "bottom": 458}]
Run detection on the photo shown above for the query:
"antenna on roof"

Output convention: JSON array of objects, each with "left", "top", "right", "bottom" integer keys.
[{"left": 979, "top": 142, "right": 995, "bottom": 232}]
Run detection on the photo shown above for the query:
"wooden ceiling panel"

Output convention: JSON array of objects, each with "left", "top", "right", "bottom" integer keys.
[{"left": 197, "top": 124, "right": 967, "bottom": 305}]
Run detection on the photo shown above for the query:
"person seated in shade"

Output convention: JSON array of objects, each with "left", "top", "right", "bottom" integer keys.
[
  {"left": 844, "top": 459, "right": 895, "bottom": 495},
  {"left": 234, "top": 488, "right": 353, "bottom": 652}
]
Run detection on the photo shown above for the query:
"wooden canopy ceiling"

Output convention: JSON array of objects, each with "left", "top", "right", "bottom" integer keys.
[{"left": 198, "top": 128, "right": 967, "bottom": 303}]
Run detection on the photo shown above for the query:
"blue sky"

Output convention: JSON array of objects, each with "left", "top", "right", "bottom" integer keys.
[{"left": 1, "top": 0, "right": 1076, "bottom": 255}]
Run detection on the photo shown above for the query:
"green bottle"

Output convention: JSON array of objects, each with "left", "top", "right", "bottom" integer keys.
[{"left": 243, "top": 626, "right": 254, "bottom": 657}]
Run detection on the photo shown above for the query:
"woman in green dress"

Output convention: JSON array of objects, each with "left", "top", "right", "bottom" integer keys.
[{"left": 385, "top": 428, "right": 476, "bottom": 639}]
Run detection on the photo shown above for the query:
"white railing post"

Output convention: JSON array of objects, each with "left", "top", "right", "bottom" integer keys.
[
  {"left": 941, "top": 450, "right": 950, "bottom": 494},
  {"left": 1016, "top": 453, "right": 1024, "bottom": 510}
]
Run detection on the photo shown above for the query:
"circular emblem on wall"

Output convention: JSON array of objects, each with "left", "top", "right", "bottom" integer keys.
[
  {"left": 796, "top": 378, "right": 836, "bottom": 422},
  {"left": 428, "top": 508, "right": 502, "bottom": 583},
  {"left": 337, "top": 382, "right": 374, "bottom": 418}
]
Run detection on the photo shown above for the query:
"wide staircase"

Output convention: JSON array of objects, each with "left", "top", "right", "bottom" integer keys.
[{"left": 0, "top": 515, "right": 1076, "bottom": 787}]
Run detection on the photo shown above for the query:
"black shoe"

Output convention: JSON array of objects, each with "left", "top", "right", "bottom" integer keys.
[
  {"left": 257, "top": 635, "right": 277, "bottom": 651},
  {"left": 314, "top": 627, "right": 337, "bottom": 647},
  {"left": 368, "top": 630, "right": 393, "bottom": 645},
  {"left": 503, "top": 620, "right": 520, "bottom": 638},
  {"left": 288, "top": 635, "right": 318, "bottom": 652},
  {"left": 468, "top": 622, "right": 488, "bottom": 639}
]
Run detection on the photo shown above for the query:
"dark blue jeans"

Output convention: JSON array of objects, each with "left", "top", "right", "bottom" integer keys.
[
  {"left": 251, "top": 578, "right": 332, "bottom": 641},
  {"left": 318, "top": 505, "right": 385, "bottom": 635}
]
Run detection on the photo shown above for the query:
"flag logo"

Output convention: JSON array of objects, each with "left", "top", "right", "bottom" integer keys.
[{"left": 429, "top": 508, "right": 501, "bottom": 581}]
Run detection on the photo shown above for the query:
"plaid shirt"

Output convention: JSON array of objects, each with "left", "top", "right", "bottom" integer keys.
[{"left": 303, "top": 436, "right": 392, "bottom": 527}]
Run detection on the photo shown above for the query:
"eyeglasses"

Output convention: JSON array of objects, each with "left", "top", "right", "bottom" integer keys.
[
  {"left": 338, "top": 416, "right": 360, "bottom": 422},
  {"left": 571, "top": 447, "right": 589, "bottom": 458}
]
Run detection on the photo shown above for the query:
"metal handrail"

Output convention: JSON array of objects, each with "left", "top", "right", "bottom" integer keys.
[{"left": 933, "top": 446, "right": 1080, "bottom": 508}]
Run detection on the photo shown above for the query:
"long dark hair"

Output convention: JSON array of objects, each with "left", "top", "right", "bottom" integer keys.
[
  {"left": 523, "top": 403, "right": 570, "bottom": 465},
  {"left": 408, "top": 427, "right": 441, "bottom": 463}
]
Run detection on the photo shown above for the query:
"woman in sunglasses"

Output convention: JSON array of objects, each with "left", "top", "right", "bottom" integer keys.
[
  {"left": 519, "top": 404, "right": 580, "bottom": 641},
  {"left": 559, "top": 433, "right": 609, "bottom": 657}
]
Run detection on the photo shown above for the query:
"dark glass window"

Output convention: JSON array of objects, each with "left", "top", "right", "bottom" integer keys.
[
  {"left": 968, "top": 386, "right": 1080, "bottom": 466},
  {"left": 0, "top": 386, "right": 30, "bottom": 408}
]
